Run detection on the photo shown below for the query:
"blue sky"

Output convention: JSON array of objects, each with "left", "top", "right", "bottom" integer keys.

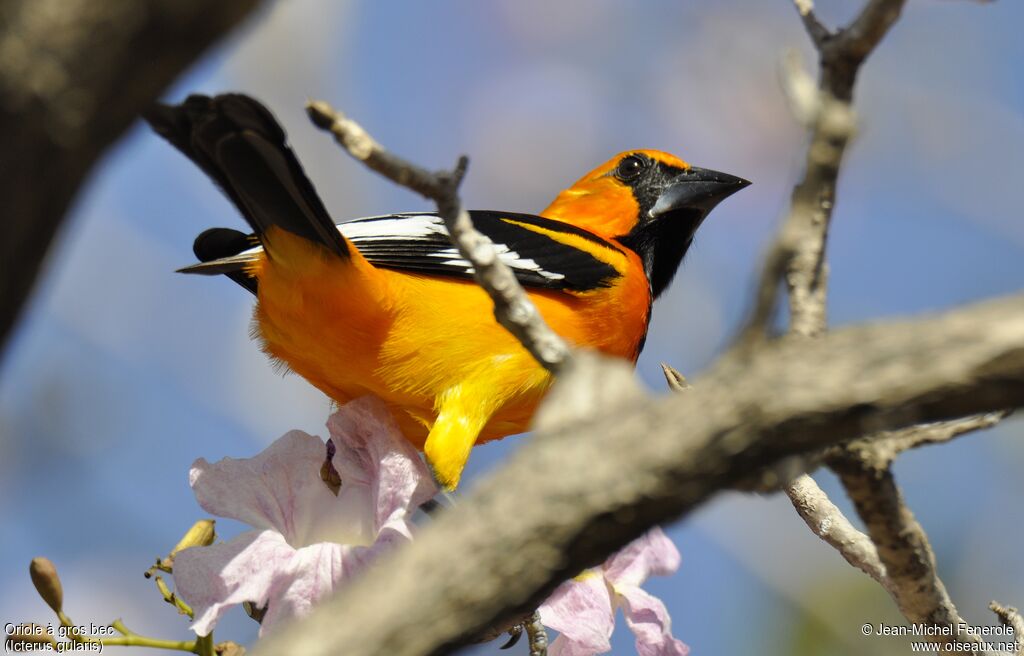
[{"left": 2, "top": 1, "right": 1022, "bottom": 654}]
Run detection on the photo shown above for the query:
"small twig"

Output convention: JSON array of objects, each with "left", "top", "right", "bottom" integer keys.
[
  {"left": 784, "top": 474, "right": 890, "bottom": 589},
  {"left": 306, "top": 101, "right": 572, "bottom": 374},
  {"left": 154, "top": 574, "right": 195, "bottom": 618},
  {"left": 828, "top": 450, "right": 987, "bottom": 650},
  {"left": 768, "top": 3, "right": 1010, "bottom": 653},
  {"left": 747, "top": 0, "right": 905, "bottom": 346},
  {"left": 990, "top": 602, "right": 1024, "bottom": 655},
  {"left": 871, "top": 412, "right": 1009, "bottom": 462},
  {"left": 805, "top": 0, "right": 908, "bottom": 100},
  {"left": 792, "top": 0, "right": 832, "bottom": 46},
  {"left": 832, "top": 0, "right": 907, "bottom": 64},
  {"left": 786, "top": 413, "right": 1007, "bottom": 604},
  {"left": 736, "top": 59, "right": 855, "bottom": 346},
  {"left": 660, "top": 363, "right": 691, "bottom": 393}
]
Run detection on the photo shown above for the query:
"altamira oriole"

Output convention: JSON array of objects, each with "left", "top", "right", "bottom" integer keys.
[{"left": 144, "top": 93, "right": 749, "bottom": 489}]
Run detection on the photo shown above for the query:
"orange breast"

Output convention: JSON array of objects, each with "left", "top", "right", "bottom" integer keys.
[{"left": 249, "top": 227, "right": 650, "bottom": 449}]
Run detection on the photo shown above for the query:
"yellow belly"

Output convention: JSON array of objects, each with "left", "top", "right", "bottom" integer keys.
[{"left": 248, "top": 228, "right": 648, "bottom": 485}]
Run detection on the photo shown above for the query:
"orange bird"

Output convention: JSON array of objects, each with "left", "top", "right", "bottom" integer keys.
[{"left": 145, "top": 94, "right": 748, "bottom": 489}]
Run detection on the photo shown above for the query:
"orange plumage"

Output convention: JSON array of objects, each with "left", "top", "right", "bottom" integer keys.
[{"left": 145, "top": 94, "right": 748, "bottom": 489}]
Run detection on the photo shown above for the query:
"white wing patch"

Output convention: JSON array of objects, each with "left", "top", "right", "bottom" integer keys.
[{"left": 339, "top": 213, "right": 564, "bottom": 281}]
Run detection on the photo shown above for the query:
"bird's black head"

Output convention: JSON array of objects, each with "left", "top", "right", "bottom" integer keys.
[{"left": 610, "top": 151, "right": 750, "bottom": 298}]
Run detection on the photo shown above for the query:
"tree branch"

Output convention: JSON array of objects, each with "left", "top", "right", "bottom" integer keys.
[
  {"left": 829, "top": 448, "right": 986, "bottom": 649},
  {"left": 254, "top": 293, "right": 1024, "bottom": 656},
  {"left": 785, "top": 475, "right": 891, "bottom": 590},
  {"left": 0, "top": 0, "right": 262, "bottom": 357},
  {"left": 792, "top": 0, "right": 832, "bottom": 48},
  {"left": 739, "top": 50, "right": 856, "bottom": 345},
  {"left": 989, "top": 602, "right": 1024, "bottom": 656},
  {"left": 869, "top": 412, "right": 1009, "bottom": 462},
  {"left": 768, "top": 2, "right": 1013, "bottom": 650},
  {"left": 817, "top": 0, "right": 908, "bottom": 101},
  {"left": 305, "top": 101, "right": 571, "bottom": 374},
  {"left": 741, "top": 0, "right": 906, "bottom": 346},
  {"left": 785, "top": 412, "right": 1009, "bottom": 607}
]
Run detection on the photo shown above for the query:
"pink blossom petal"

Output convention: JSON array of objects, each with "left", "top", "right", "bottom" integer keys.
[
  {"left": 540, "top": 573, "right": 614, "bottom": 656},
  {"left": 604, "top": 527, "right": 680, "bottom": 588},
  {"left": 176, "top": 531, "right": 407, "bottom": 636},
  {"left": 178, "top": 398, "right": 439, "bottom": 638},
  {"left": 548, "top": 634, "right": 608, "bottom": 656},
  {"left": 258, "top": 541, "right": 378, "bottom": 634},
  {"left": 327, "top": 397, "right": 437, "bottom": 534},
  {"left": 617, "top": 585, "right": 689, "bottom": 656},
  {"left": 174, "top": 529, "right": 294, "bottom": 636},
  {"left": 189, "top": 431, "right": 344, "bottom": 545}
]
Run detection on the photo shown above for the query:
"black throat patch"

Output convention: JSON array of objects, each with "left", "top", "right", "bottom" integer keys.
[{"left": 611, "top": 154, "right": 704, "bottom": 298}]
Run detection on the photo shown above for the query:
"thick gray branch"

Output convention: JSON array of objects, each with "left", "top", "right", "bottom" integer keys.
[
  {"left": 305, "top": 101, "right": 571, "bottom": 373},
  {"left": 255, "top": 293, "right": 1024, "bottom": 656},
  {"left": 0, "top": 0, "right": 261, "bottom": 356}
]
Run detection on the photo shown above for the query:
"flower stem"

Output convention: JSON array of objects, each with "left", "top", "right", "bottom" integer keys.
[
  {"left": 54, "top": 612, "right": 201, "bottom": 652},
  {"left": 154, "top": 574, "right": 195, "bottom": 618},
  {"left": 194, "top": 632, "right": 215, "bottom": 656}
]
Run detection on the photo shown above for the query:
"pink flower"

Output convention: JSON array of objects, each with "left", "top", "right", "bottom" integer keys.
[
  {"left": 539, "top": 528, "right": 689, "bottom": 656},
  {"left": 173, "top": 397, "right": 437, "bottom": 636}
]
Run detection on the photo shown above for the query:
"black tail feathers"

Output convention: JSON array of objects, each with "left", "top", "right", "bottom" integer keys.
[{"left": 143, "top": 94, "right": 349, "bottom": 259}]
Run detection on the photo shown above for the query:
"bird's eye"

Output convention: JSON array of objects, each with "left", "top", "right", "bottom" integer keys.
[{"left": 615, "top": 155, "right": 646, "bottom": 181}]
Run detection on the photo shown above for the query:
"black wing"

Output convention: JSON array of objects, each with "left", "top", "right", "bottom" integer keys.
[
  {"left": 181, "top": 211, "right": 622, "bottom": 294},
  {"left": 343, "top": 211, "right": 621, "bottom": 292}
]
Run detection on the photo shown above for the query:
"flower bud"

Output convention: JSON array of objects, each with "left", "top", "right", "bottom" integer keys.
[
  {"left": 170, "top": 519, "right": 216, "bottom": 556},
  {"left": 29, "top": 557, "right": 63, "bottom": 614}
]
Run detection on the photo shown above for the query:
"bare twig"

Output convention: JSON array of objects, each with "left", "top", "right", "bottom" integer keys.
[
  {"left": 660, "top": 363, "right": 691, "bottom": 392},
  {"left": 821, "top": 414, "right": 1009, "bottom": 652},
  {"left": 815, "top": 0, "right": 908, "bottom": 101},
  {"left": 871, "top": 412, "right": 1009, "bottom": 462},
  {"left": 989, "top": 602, "right": 1024, "bottom": 655},
  {"left": 786, "top": 412, "right": 1008, "bottom": 599},
  {"left": 768, "top": 2, "right": 1008, "bottom": 651},
  {"left": 739, "top": 56, "right": 855, "bottom": 345},
  {"left": 828, "top": 450, "right": 987, "bottom": 650},
  {"left": 831, "top": 0, "right": 907, "bottom": 69},
  {"left": 786, "top": 408, "right": 1008, "bottom": 611},
  {"left": 792, "top": 0, "right": 832, "bottom": 47},
  {"left": 254, "top": 293, "right": 1024, "bottom": 656},
  {"left": 306, "top": 101, "right": 571, "bottom": 373},
  {"left": 742, "top": 0, "right": 906, "bottom": 346},
  {"left": 784, "top": 475, "right": 890, "bottom": 589}
]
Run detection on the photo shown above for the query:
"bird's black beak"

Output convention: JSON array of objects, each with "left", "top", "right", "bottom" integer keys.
[{"left": 650, "top": 167, "right": 751, "bottom": 218}]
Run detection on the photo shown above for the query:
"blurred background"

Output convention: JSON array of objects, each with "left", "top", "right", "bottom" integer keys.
[{"left": 1, "top": 0, "right": 1022, "bottom": 654}]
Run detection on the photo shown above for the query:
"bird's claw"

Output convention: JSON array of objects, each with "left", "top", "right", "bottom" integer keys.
[{"left": 499, "top": 624, "right": 524, "bottom": 650}]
